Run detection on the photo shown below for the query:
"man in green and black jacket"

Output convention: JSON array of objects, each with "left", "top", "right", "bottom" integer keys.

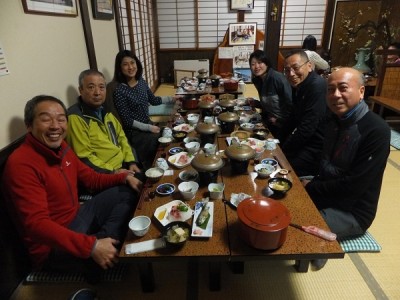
[{"left": 67, "top": 69, "right": 142, "bottom": 178}]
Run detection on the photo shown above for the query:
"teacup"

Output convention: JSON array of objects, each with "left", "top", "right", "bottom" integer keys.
[
  {"left": 185, "top": 141, "right": 200, "bottom": 154},
  {"left": 204, "top": 143, "right": 217, "bottom": 155},
  {"left": 208, "top": 183, "right": 225, "bottom": 200},
  {"left": 162, "top": 127, "right": 173, "bottom": 138},
  {"left": 187, "top": 113, "right": 200, "bottom": 126},
  {"left": 178, "top": 181, "right": 199, "bottom": 201}
]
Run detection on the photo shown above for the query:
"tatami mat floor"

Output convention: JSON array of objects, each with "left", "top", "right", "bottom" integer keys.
[{"left": 10, "top": 84, "right": 400, "bottom": 300}]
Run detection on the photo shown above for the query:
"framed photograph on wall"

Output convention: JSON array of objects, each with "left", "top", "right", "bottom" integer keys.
[
  {"left": 229, "top": 23, "right": 257, "bottom": 46},
  {"left": 22, "top": 0, "right": 78, "bottom": 17},
  {"left": 231, "top": 0, "right": 254, "bottom": 11},
  {"left": 92, "top": 0, "right": 114, "bottom": 20}
]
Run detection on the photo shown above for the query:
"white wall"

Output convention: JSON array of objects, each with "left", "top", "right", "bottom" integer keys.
[{"left": 0, "top": 1, "right": 119, "bottom": 149}]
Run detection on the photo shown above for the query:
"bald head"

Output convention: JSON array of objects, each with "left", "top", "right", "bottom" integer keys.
[{"left": 326, "top": 67, "right": 365, "bottom": 118}]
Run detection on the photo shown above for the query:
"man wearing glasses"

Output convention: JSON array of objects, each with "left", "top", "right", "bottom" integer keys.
[{"left": 279, "top": 50, "right": 328, "bottom": 177}]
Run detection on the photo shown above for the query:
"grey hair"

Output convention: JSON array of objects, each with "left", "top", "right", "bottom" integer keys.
[{"left": 78, "top": 69, "right": 106, "bottom": 88}]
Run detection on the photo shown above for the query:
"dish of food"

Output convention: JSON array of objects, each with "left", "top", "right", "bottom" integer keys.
[
  {"left": 184, "top": 86, "right": 196, "bottom": 92},
  {"left": 179, "top": 169, "right": 199, "bottom": 181},
  {"left": 241, "top": 138, "right": 266, "bottom": 150},
  {"left": 168, "top": 152, "right": 193, "bottom": 168},
  {"left": 191, "top": 201, "right": 214, "bottom": 238},
  {"left": 164, "top": 221, "right": 191, "bottom": 247},
  {"left": 169, "top": 147, "right": 184, "bottom": 155},
  {"left": 154, "top": 200, "right": 193, "bottom": 226},
  {"left": 230, "top": 130, "right": 251, "bottom": 140},
  {"left": 173, "top": 123, "right": 194, "bottom": 133},
  {"left": 261, "top": 158, "right": 278, "bottom": 168},
  {"left": 155, "top": 183, "right": 176, "bottom": 195}
]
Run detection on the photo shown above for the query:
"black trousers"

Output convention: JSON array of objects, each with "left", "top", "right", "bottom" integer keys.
[
  {"left": 44, "top": 185, "right": 136, "bottom": 275},
  {"left": 128, "top": 129, "right": 160, "bottom": 170}
]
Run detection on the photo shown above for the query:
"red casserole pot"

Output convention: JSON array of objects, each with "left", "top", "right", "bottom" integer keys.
[
  {"left": 182, "top": 98, "right": 199, "bottom": 110},
  {"left": 237, "top": 195, "right": 291, "bottom": 250}
]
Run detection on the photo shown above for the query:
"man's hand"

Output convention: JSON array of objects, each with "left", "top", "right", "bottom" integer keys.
[
  {"left": 149, "top": 125, "right": 161, "bottom": 134},
  {"left": 91, "top": 238, "right": 119, "bottom": 269},
  {"left": 129, "top": 163, "right": 141, "bottom": 174},
  {"left": 126, "top": 175, "right": 143, "bottom": 193}
]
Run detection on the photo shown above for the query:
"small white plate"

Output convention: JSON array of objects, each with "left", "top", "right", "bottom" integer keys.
[
  {"left": 154, "top": 200, "right": 193, "bottom": 226},
  {"left": 191, "top": 202, "right": 214, "bottom": 238},
  {"left": 168, "top": 152, "right": 193, "bottom": 169},
  {"left": 173, "top": 123, "right": 194, "bottom": 133}
]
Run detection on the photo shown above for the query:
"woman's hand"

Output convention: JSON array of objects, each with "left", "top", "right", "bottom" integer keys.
[{"left": 149, "top": 125, "right": 160, "bottom": 133}]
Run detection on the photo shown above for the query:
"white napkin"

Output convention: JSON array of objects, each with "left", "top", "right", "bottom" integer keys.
[
  {"left": 230, "top": 192, "right": 251, "bottom": 207},
  {"left": 164, "top": 169, "right": 174, "bottom": 176},
  {"left": 125, "top": 238, "right": 166, "bottom": 255}
]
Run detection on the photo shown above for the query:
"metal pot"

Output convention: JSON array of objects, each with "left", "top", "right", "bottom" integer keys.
[
  {"left": 218, "top": 112, "right": 239, "bottom": 134},
  {"left": 198, "top": 99, "right": 216, "bottom": 117},
  {"left": 191, "top": 151, "right": 225, "bottom": 186},
  {"left": 210, "top": 74, "right": 221, "bottom": 88},
  {"left": 195, "top": 122, "right": 220, "bottom": 146},
  {"left": 219, "top": 99, "right": 236, "bottom": 112},
  {"left": 237, "top": 195, "right": 291, "bottom": 250},
  {"left": 225, "top": 143, "right": 255, "bottom": 174},
  {"left": 197, "top": 68, "right": 208, "bottom": 84}
]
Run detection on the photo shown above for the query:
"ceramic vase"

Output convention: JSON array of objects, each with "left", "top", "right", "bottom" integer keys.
[{"left": 353, "top": 48, "right": 371, "bottom": 73}]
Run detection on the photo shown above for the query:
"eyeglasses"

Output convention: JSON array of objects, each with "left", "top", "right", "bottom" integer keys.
[{"left": 283, "top": 60, "right": 309, "bottom": 74}]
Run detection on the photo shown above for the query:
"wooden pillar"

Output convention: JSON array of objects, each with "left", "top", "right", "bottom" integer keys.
[{"left": 264, "top": 0, "right": 283, "bottom": 70}]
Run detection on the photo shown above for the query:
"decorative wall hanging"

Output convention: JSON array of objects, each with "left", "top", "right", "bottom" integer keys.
[
  {"left": 22, "top": 0, "right": 78, "bottom": 17},
  {"left": 92, "top": 0, "right": 114, "bottom": 20},
  {"left": 230, "top": 0, "right": 254, "bottom": 11},
  {"left": 229, "top": 23, "right": 257, "bottom": 46}
]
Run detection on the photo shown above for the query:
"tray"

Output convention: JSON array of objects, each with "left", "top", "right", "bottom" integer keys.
[{"left": 191, "top": 201, "right": 214, "bottom": 238}]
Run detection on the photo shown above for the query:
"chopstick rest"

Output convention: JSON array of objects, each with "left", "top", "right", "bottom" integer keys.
[{"left": 125, "top": 238, "right": 166, "bottom": 254}]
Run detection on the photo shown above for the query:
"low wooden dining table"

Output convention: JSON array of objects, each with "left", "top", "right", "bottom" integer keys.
[{"left": 119, "top": 122, "right": 344, "bottom": 298}]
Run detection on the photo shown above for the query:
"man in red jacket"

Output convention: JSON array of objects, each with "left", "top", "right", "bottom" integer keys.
[{"left": 2, "top": 95, "right": 143, "bottom": 282}]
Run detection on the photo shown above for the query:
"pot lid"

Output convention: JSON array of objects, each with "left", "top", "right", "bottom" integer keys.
[
  {"left": 195, "top": 122, "right": 220, "bottom": 134},
  {"left": 225, "top": 143, "right": 255, "bottom": 161},
  {"left": 237, "top": 196, "right": 291, "bottom": 231},
  {"left": 218, "top": 111, "right": 239, "bottom": 122},
  {"left": 209, "top": 74, "right": 221, "bottom": 80},
  {"left": 191, "top": 151, "right": 224, "bottom": 172},
  {"left": 198, "top": 100, "right": 216, "bottom": 109},
  {"left": 219, "top": 99, "right": 236, "bottom": 108},
  {"left": 198, "top": 68, "right": 208, "bottom": 74}
]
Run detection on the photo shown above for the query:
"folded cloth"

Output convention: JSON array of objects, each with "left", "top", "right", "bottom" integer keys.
[{"left": 125, "top": 238, "right": 166, "bottom": 255}]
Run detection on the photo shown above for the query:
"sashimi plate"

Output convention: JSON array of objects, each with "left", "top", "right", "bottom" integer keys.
[{"left": 154, "top": 200, "right": 193, "bottom": 226}]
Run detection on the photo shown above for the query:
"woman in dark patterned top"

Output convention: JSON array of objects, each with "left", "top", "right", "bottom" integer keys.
[{"left": 112, "top": 50, "right": 178, "bottom": 169}]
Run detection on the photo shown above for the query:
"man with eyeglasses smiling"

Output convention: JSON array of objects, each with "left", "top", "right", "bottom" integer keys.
[{"left": 279, "top": 50, "right": 328, "bottom": 177}]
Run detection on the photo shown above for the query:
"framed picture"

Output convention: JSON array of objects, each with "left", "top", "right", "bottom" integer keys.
[
  {"left": 92, "top": 0, "right": 114, "bottom": 20},
  {"left": 229, "top": 23, "right": 257, "bottom": 46},
  {"left": 233, "top": 68, "right": 252, "bottom": 83},
  {"left": 22, "top": 0, "right": 78, "bottom": 17},
  {"left": 232, "top": 45, "right": 254, "bottom": 69},
  {"left": 231, "top": 0, "right": 254, "bottom": 11}
]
